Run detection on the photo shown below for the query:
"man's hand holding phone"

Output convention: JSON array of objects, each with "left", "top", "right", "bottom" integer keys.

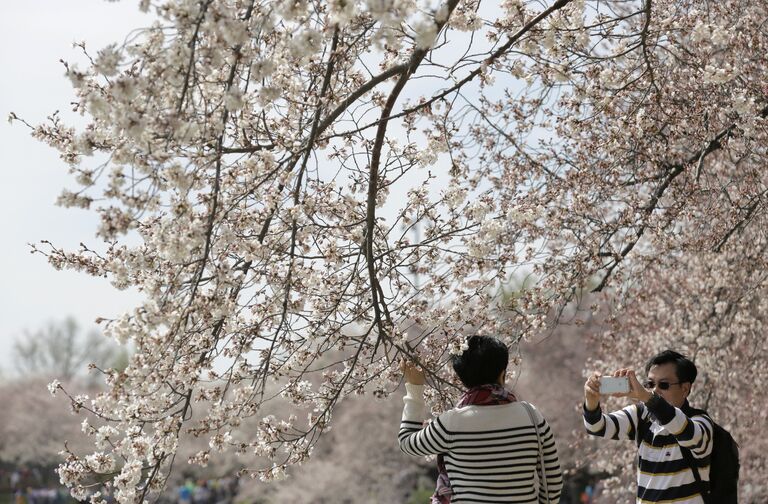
[
  {"left": 584, "top": 371, "right": 602, "bottom": 411},
  {"left": 611, "top": 369, "right": 653, "bottom": 403},
  {"left": 584, "top": 369, "right": 653, "bottom": 411}
]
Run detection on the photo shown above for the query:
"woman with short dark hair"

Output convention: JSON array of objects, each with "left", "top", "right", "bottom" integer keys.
[{"left": 398, "top": 335, "right": 563, "bottom": 503}]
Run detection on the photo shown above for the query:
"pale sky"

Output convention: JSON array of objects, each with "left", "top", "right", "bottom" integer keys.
[{"left": 0, "top": 2, "right": 153, "bottom": 374}]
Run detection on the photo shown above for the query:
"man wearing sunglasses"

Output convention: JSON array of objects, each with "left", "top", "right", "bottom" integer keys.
[{"left": 582, "top": 350, "right": 713, "bottom": 503}]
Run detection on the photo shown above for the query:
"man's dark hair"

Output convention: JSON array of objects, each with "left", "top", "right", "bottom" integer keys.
[
  {"left": 645, "top": 349, "right": 697, "bottom": 384},
  {"left": 452, "top": 335, "right": 509, "bottom": 388}
]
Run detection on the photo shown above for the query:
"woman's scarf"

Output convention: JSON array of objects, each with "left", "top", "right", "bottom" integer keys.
[{"left": 431, "top": 384, "right": 517, "bottom": 504}]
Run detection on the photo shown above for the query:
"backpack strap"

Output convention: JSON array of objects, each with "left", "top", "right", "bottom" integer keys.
[
  {"left": 635, "top": 402, "right": 648, "bottom": 448},
  {"left": 677, "top": 407, "right": 712, "bottom": 504},
  {"left": 679, "top": 445, "right": 710, "bottom": 504},
  {"left": 637, "top": 404, "right": 711, "bottom": 504}
]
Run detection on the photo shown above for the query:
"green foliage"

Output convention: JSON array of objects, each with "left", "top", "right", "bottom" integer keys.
[{"left": 406, "top": 486, "right": 435, "bottom": 504}]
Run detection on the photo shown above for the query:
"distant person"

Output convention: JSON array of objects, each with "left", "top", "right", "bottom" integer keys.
[
  {"left": 192, "top": 480, "right": 212, "bottom": 504},
  {"left": 398, "top": 335, "right": 563, "bottom": 503},
  {"left": 177, "top": 479, "right": 193, "bottom": 504},
  {"left": 11, "top": 469, "right": 21, "bottom": 492}
]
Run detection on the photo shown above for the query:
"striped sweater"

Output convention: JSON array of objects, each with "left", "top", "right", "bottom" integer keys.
[
  {"left": 583, "top": 394, "right": 714, "bottom": 504},
  {"left": 399, "top": 383, "right": 563, "bottom": 503}
]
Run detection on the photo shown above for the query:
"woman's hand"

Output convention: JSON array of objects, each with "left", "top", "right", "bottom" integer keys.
[{"left": 401, "top": 359, "right": 426, "bottom": 385}]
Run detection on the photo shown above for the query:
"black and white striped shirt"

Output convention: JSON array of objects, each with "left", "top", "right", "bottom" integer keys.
[
  {"left": 583, "top": 395, "right": 714, "bottom": 503},
  {"left": 399, "top": 383, "right": 563, "bottom": 503}
]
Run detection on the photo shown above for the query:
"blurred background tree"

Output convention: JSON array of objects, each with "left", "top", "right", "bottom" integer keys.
[{"left": 11, "top": 317, "right": 127, "bottom": 383}]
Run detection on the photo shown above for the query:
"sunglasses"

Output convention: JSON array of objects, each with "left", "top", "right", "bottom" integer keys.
[{"left": 643, "top": 380, "right": 681, "bottom": 390}]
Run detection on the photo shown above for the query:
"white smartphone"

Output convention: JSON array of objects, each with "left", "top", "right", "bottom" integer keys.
[{"left": 599, "top": 376, "right": 629, "bottom": 394}]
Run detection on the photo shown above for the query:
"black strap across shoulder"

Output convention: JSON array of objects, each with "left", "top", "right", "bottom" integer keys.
[
  {"left": 635, "top": 405, "right": 711, "bottom": 504},
  {"left": 679, "top": 445, "right": 710, "bottom": 504}
]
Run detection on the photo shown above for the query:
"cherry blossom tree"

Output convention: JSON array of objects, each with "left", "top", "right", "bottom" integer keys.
[{"left": 11, "top": 0, "right": 766, "bottom": 501}]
